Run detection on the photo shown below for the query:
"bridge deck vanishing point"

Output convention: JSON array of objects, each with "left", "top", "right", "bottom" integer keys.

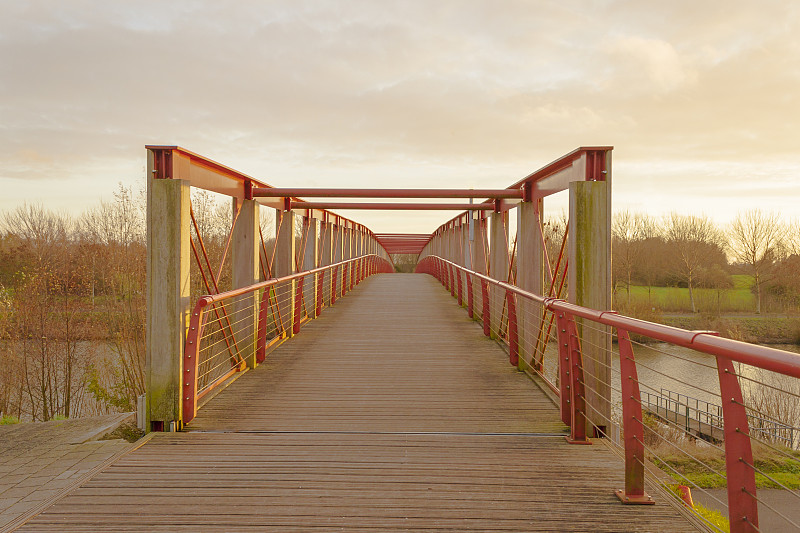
[{"left": 20, "top": 274, "right": 699, "bottom": 532}]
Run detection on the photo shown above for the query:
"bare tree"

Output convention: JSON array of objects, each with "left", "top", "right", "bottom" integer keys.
[
  {"left": 80, "top": 185, "right": 146, "bottom": 412},
  {"left": 2, "top": 205, "right": 95, "bottom": 420},
  {"left": 728, "top": 210, "right": 782, "bottom": 314},
  {"left": 613, "top": 212, "right": 659, "bottom": 305},
  {"left": 781, "top": 219, "right": 800, "bottom": 257},
  {"left": 663, "top": 213, "right": 726, "bottom": 313}
]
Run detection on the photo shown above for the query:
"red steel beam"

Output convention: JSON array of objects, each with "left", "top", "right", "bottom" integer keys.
[
  {"left": 253, "top": 188, "right": 523, "bottom": 199},
  {"left": 290, "top": 201, "right": 495, "bottom": 211}
]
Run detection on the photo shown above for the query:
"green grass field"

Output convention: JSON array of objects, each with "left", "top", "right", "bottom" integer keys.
[{"left": 615, "top": 275, "right": 756, "bottom": 313}]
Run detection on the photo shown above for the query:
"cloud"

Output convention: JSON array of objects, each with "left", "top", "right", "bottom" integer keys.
[
  {"left": 602, "top": 35, "right": 696, "bottom": 92},
  {"left": 0, "top": 0, "right": 798, "bottom": 232}
]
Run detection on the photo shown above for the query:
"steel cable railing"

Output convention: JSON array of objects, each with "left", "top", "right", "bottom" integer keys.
[
  {"left": 417, "top": 254, "right": 800, "bottom": 533},
  {"left": 183, "top": 254, "right": 393, "bottom": 424}
]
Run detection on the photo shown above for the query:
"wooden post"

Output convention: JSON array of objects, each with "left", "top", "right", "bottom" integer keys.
[
  {"left": 516, "top": 199, "right": 544, "bottom": 371},
  {"left": 489, "top": 210, "right": 508, "bottom": 336},
  {"left": 569, "top": 178, "right": 611, "bottom": 436},
  {"left": 146, "top": 162, "right": 190, "bottom": 432},
  {"left": 302, "top": 217, "right": 318, "bottom": 317},
  {"left": 463, "top": 214, "right": 473, "bottom": 271},
  {"left": 231, "top": 198, "right": 260, "bottom": 368},
  {"left": 332, "top": 219, "right": 343, "bottom": 300},
  {"left": 275, "top": 209, "right": 296, "bottom": 336},
  {"left": 473, "top": 215, "right": 488, "bottom": 321}
]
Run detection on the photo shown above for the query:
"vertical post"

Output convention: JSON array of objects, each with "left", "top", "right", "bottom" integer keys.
[
  {"left": 464, "top": 213, "right": 473, "bottom": 271},
  {"left": 342, "top": 224, "right": 350, "bottom": 295},
  {"left": 717, "top": 356, "right": 759, "bottom": 532},
  {"left": 506, "top": 292, "right": 519, "bottom": 367},
  {"left": 275, "top": 209, "right": 296, "bottom": 336},
  {"left": 481, "top": 279, "right": 491, "bottom": 337},
  {"left": 517, "top": 197, "right": 543, "bottom": 371},
  {"left": 320, "top": 218, "right": 333, "bottom": 306},
  {"left": 569, "top": 175, "right": 611, "bottom": 436},
  {"left": 232, "top": 198, "right": 260, "bottom": 369},
  {"left": 146, "top": 157, "right": 190, "bottom": 432},
  {"left": 302, "top": 216, "right": 318, "bottom": 317},
  {"left": 473, "top": 214, "right": 488, "bottom": 322},
  {"left": 489, "top": 209, "right": 508, "bottom": 336},
  {"left": 332, "top": 219, "right": 342, "bottom": 304},
  {"left": 555, "top": 310, "right": 590, "bottom": 444},
  {"left": 616, "top": 329, "right": 653, "bottom": 504}
]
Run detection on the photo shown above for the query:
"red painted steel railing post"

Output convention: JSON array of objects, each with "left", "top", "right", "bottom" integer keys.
[
  {"left": 341, "top": 263, "right": 347, "bottom": 296},
  {"left": 316, "top": 271, "right": 324, "bottom": 316},
  {"left": 717, "top": 355, "right": 759, "bottom": 532},
  {"left": 457, "top": 268, "right": 463, "bottom": 306},
  {"left": 481, "top": 279, "right": 491, "bottom": 337},
  {"left": 331, "top": 265, "right": 338, "bottom": 305},
  {"left": 449, "top": 265, "right": 456, "bottom": 297},
  {"left": 506, "top": 291, "right": 519, "bottom": 367},
  {"left": 554, "top": 309, "right": 590, "bottom": 444},
  {"left": 350, "top": 260, "right": 355, "bottom": 290},
  {"left": 182, "top": 303, "right": 206, "bottom": 425},
  {"left": 466, "top": 273, "right": 474, "bottom": 318},
  {"left": 256, "top": 289, "right": 270, "bottom": 363},
  {"left": 616, "top": 329, "right": 653, "bottom": 504},
  {"left": 292, "top": 277, "right": 304, "bottom": 335}
]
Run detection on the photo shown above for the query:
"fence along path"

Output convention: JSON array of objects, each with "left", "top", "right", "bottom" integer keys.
[{"left": 21, "top": 274, "right": 697, "bottom": 531}]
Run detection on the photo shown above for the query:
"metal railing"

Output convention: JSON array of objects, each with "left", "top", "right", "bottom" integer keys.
[
  {"left": 642, "top": 388, "right": 797, "bottom": 449},
  {"left": 182, "top": 254, "right": 393, "bottom": 424},
  {"left": 417, "top": 254, "right": 800, "bottom": 533}
]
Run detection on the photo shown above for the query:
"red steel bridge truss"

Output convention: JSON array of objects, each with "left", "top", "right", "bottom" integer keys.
[{"left": 146, "top": 145, "right": 799, "bottom": 533}]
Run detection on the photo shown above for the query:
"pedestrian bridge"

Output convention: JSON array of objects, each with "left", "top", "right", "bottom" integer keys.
[
  {"left": 19, "top": 145, "right": 800, "bottom": 532},
  {"left": 22, "top": 274, "right": 697, "bottom": 531}
]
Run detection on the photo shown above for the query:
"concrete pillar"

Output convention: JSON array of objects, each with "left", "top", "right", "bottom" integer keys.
[
  {"left": 146, "top": 175, "right": 190, "bottom": 431},
  {"left": 489, "top": 210, "right": 509, "bottom": 336},
  {"left": 569, "top": 179, "right": 611, "bottom": 435},
  {"left": 231, "top": 199, "right": 260, "bottom": 368},
  {"left": 275, "top": 209, "right": 296, "bottom": 335},
  {"left": 516, "top": 199, "right": 544, "bottom": 371}
]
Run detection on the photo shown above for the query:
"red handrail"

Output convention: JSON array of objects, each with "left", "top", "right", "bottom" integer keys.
[
  {"left": 183, "top": 254, "right": 393, "bottom": 424},
  {"left": 418, "top": 255, "right": 800, "bottom": 532}
]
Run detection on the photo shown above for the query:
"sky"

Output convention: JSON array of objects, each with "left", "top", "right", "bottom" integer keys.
[{"left": 1, "top": 0, "right": 799, "bottom": 234}]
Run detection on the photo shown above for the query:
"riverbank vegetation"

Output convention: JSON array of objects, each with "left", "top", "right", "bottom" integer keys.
[
  {"left": 644, "top": 413, "right": 800, "bottom": 491},
  {"left": 611, "top": 210, "right": 800, "bottom": 344}
]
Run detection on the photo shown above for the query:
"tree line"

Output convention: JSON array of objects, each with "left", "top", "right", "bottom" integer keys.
[
  {"left": 0, "top": 186, "right": 242, "bottom": 422},
  {"left": 612, "top": 210, "right": 800, "bottom": 314}
]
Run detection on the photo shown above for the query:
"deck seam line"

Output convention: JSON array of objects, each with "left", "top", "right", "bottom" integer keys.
[{"left": 185, "top": 430, "right": 567, "bottom": 437}]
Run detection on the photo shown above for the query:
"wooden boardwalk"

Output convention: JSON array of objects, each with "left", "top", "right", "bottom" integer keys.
[{"left": 19, "top": 274, "right": 699, "bottom": 531}]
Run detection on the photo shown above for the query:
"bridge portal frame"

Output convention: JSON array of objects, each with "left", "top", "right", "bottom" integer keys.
[
  {"left": 145, "top": 146, "right": 391, "bottom": 433},
  {"left": 418, "top": 147, "right": 613, "bottom": 437}
]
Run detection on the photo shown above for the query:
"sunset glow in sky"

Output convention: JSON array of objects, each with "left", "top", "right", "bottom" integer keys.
[{"left": 1, "top": 1, "right": 799, "bottom": 233}]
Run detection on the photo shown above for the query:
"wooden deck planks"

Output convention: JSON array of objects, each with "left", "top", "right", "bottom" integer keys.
[{"left": 19, "top": 274, "right": 699, "bottom": 532}]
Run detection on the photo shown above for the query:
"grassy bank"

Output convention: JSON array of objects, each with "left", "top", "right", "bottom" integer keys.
[
  {"left": 615, "top": 275, "right": 755, "bottom": 314},
  {"left": 661, "top": 314, "right": 800, "bottom": 345},
  {"left": 615, "top": 277, "right": 800, "bottom": 344}
]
